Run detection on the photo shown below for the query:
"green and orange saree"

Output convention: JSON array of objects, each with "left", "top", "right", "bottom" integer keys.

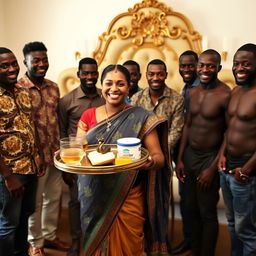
[{"left": 78, "top": 106, "right": 171, "bottom": 256}]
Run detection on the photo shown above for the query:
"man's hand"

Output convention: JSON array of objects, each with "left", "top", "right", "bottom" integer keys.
[
  {"left": 197, "top": 168, "right": 216, "bottom": 190},
  {"left": 4, "top": 175, "right": 24, "bottom": 198},
  {"left": 218, "top": 154, "right": 226, "bottom": 171},
  {"left": 176, "top": 160, "right": 185, "bottom": 182},
  {"left": 229, "top": 168, "right": 249, "bottom": 184}
]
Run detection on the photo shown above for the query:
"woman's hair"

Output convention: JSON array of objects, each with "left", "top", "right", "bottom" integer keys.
[{"left": 100, "top": 64, "right": 130, "bottom": 85}]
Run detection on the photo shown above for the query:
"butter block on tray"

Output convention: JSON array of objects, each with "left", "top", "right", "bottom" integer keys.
[{"left": 87, "top": 150, "right": 115, "bottom": 166}]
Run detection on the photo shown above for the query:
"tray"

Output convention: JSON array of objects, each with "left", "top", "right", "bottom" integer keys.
[{"left": 54, "top": 144, "right": 149, "bottom": 174}]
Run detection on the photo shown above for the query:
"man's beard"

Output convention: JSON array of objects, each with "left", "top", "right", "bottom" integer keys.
[
  {"left": 235, "top": 72, "right": 256, "bottom": 86},
  {"left": 81, "top": 83, "right": 97, "bottom": 94}
]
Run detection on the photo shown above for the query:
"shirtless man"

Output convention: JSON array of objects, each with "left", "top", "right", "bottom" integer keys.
[
  {"left": 218, "top": 43, "right": 256, "bottom": 256},
  {"left": 176, "top": 49, "right": 231, "bottom": 256}
]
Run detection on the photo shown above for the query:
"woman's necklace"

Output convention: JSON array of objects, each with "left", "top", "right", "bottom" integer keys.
[
  {"left": 105, "top": 107, "right": 112, "bottom": 132},
  {"left": 104, "top": 104, "right": 126, "bottom": 132}
]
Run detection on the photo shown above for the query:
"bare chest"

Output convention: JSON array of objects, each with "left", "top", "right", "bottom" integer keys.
[
  {"left": 228, "top": 90, "right": 256, "bottom": 120},
  {"left": 190, "top": 90, "right": 225, "bottom": 118}
]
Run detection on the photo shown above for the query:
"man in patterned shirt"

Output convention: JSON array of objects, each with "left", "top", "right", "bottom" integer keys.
[
  {"left": 0, "top": 47, "right": 41, "bottom": 256},
  {"left": 131, "top": 59, "right": 184, "bottom": 153},
  {"left": 131, "top": 59, "right": 184, "bottom": 252},
  {"left": 19, "top": 42, "right": 69, "bottom": 256}
]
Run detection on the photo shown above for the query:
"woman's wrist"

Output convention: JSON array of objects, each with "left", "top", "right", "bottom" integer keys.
[{"left": 152, "top": 154, "right": 164, "bottom": 169}]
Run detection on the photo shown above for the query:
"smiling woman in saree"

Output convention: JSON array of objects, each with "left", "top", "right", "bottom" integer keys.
[{"left": 76, "top": 64, "right": 171, "bottom": 256}]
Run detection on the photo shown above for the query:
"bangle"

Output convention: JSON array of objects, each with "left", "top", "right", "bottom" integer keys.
[{"left": 238, "top": 170, "right": 249, "bottom": 180}]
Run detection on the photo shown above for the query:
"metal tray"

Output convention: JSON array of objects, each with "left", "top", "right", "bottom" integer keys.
[{"left": 54, "top": 144, "right": 149, "bottom": 174}]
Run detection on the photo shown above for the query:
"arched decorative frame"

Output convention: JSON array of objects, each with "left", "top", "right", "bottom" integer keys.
[{"left": 58, "top": 0, "right": 235, "bottom": 96}]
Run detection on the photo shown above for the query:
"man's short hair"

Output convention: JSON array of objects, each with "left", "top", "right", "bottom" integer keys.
[
  {"left": 147, "top": 59, "right": 167, "bottom": 72},
  {"left": 179, "top": 50, "right": 198, "bottom": 62},
  {"left": 122, "top": 60, "right": 140, "bottom": 72},
  {"left": 78, "top": 57, "right": 98, "bottom": 70},
  {"left": 22, "top": 42, "right": 47, "bottom": 57},
  {"left": 201, "top": 49, "right": 221, "bottom": 65},
  {"left": 0, "top": 47, "right": 13, "bottom": 55},
  {"left": 237, "top": 43, "right": 256, "bottom": 58}
]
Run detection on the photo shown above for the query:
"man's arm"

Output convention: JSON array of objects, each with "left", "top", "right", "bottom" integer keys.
[
  {"left": 176, "top": 111, "right": 191, "bottom": 182},
  {"left": 169, "top": 96, "right": 184, "bottom": 150},
  {"left": 218, "top": 145, "right": 256, "bottom": 184},
  {"left": 217, "top": 135, "right": 227, "bottom": 171},
  {"left": 0, "top": 156, "right": 23, "bottom": 198},
  {"left": 58, "top": 98, "right": 69, "bottom": 138},
  {"left": 231, "top": 152, "right": 256, "bottom": 183},
  {"left": 58, "top": 97, "right": 78, "bottom": 186}
]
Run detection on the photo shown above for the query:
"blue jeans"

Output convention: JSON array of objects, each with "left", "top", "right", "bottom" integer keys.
[
  {"left": 0, "top": 174, "right": 37, "bottom": 256},
  {"left": 220, "top": 171, "right": 256, "bottom": 256}
]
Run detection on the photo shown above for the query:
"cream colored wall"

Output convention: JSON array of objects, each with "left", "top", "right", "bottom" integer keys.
[
  {"left": 2, "top": 0, "right": 256, "bottom": 83},
  {"left": 168, "top": 0, "right": 256, "bottom": 68},
  {"left": 0, "top": 0, "right": 6, "bottom": 45}
]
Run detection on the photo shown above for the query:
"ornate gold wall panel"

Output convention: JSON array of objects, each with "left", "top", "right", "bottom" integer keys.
[{"left": 58, "top": 0, "right": 235, "bottom": 96}]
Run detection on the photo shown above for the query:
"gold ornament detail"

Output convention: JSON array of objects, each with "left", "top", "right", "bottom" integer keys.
[
  {"left": 92, "top": 0, "right": 202, "bottom": 65},
  {"left": 117, "top": 11, "right": 183, "bottom": 46},
  {"left": 128, "top": 0, "right": 172, "bottom": 14}
]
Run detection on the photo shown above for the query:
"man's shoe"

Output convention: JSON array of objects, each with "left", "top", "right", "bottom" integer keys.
[
  {"left": 170, "top": 239, "right": 191, "bottom": 254},
  {"left": 44, "top": 237, "right": 70, "bottom": 251},
  {"left": 28, "top": 246, "right": 46, "bottom": 256}
]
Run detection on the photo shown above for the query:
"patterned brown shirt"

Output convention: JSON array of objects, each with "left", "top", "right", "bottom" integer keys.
[
  {"left": 131, "top": 85, "right": 184, "bottom": 150},
  {"left": 0, "top": 84, "right": 40, "bottom": 174},
  {"left": 19, "top": 74, "right": 60, "bottom": 166}
]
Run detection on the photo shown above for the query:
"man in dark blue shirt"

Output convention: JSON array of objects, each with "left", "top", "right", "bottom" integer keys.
[
  {"left": 172, "top": 50, "right": 200, "bottom": 255},
  {"left": 123, "top": 60, "right": 142, "bottom": 104}
]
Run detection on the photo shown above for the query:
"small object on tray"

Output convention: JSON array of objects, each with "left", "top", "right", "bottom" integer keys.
[
  {"left": 96, "top": 138, "right": 111, "bottom": 154},
  {"left": 117, "top": 137, "right": 141, "bottom": 161},
  {"left": 54, "top": 144, "right": 149, "bottom": 175},
  {"left": 87, "top": 151, "right": 115, "bottom": 166}
]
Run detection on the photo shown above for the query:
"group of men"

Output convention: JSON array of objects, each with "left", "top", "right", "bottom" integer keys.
[
  {"left": 174, "top": 45, "right": 256, "bottom": 256},
  {"left": 0, "top": 41, "right": 255, "bottom": 256}
]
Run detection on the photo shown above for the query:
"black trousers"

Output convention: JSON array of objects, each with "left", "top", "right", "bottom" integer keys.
[{"left": 183, "top": 146, "right": 220, "bottom": 256}]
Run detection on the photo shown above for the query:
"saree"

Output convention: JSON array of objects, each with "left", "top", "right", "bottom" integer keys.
[{"left": 78, "top": 106, "right": 171, "bottom": 256}]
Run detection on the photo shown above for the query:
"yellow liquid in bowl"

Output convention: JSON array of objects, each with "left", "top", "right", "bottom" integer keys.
[
  {"left": 115, "top": 156, "right": 133, "bottom": 165},
  {"left": 60, "top": 148, "right": 84, "bottom": 164}
]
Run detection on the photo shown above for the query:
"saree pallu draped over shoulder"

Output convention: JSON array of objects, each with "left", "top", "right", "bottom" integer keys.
[{"left": 78, "top": 106, "right": 171, "bottom": 256}]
